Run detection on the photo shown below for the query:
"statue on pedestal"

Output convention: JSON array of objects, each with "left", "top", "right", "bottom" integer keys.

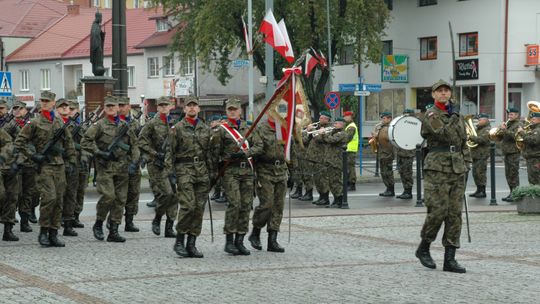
[{"left": 90, "top": 11, "right": 106, "bottom": 76}]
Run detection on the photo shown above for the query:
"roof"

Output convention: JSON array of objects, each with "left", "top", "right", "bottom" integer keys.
[
  {"left": 6, "top": 7, "right": 162, "bottom": 63},
  {"left": 135, "top": 27, "right": 177, "bottom": 49},
  {"left": 0, "top": 0, "right": 67, "bottom": 38}
]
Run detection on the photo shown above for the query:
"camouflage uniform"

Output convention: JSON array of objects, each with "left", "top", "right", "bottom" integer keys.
[
  {"left": 396, "top": 148, "right": 415, "bottom": 193},
  {"left": 305, "top": 121, "right": 331, "bottom": 204},
  {"left": 519, "top": 122, "right": 540, "bottom": 185},
  {"left": 288, "top": 139, "right": 303, "bottom": 198},
  {"left": 469, "top": 122, "right": 491, "bottom": 194},
  {"left": 120, "top": 111, "right": 142, "bottom": 230},
  {"left": 377, "top": 122, "right": 395, "bottom": 194},
  {"left": 500, "top": 119, "right": 521, "bottom": 196},
  {"left": 70, "top": 110, "right": 89, "bottom": 227},
  {"left": 59, "top": 111, "right": 80, "bottom": 236},
  {"left": 0, "top": 127, "right": 18, "bottom": 241},
  {"left": 298, "top": 134, "right": 314, "bottom": 200}
]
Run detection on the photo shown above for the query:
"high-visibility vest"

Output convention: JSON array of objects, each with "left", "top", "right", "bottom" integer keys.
[{"left": 346, "top": 122, "right": 359, "bottom": 152}]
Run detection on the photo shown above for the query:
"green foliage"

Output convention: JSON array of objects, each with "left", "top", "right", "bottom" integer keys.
[
  {"left": 511, "top": 185, "right": 540, "bottom": 201},
  {"left": 154, "top": 0, "right": 390, "bottom": 115}
]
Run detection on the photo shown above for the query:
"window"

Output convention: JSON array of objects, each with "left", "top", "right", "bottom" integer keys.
[
  {"left": 148, "top": 57, "right": 159, "bottom": 77},
  {"left": 163, "top": 56, "right": 175, "bottom": 77},
  {"left": 459, "top": 32, "right": 478, "bottom": 56},
  {"left": 180, "top": 57, "right": 194, "bottom": 76},
  {"left": 93, "top": 0, "right": 100, "bottom": 7},
  {"left": 20, "top": 70, "right": 29, "bottom": 91},
  {"left": 419, "top": 0, "right": 437, "bottom": 6},
  {"left": 420, "top": 36, "right": 437, "bottom": 60},
  {"left": 458, "top": 85, "right": 495, "bottom": 117},
  {"left": 133, "top": 0, "right": 139, "bottom": 8},
  {"left": 365, "top": 89, "right": 406, "bottom": 121},
  {"left": 127, "top": 66, "right": 135, "bottom": 87},
  {"left": 382, "top": 40, "right": 393, "bottom": 56},
  {"left": 156, "top": 19, "right": 169, "bottom": 32},
  {"left": 338, "top": 45, "right": 354, "bottom": 65},
  {"left": 384, "top": 0, "right": 393, "bottom": 10},
  {"left": 103, "top": 0, "right": 110, "bottom": 8},
  {"left": 40, "top": 69, "right": 50, "bottom": 90}
]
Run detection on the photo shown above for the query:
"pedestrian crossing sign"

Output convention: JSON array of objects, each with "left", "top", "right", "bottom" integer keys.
[{"left": 0, "top": 72, "right": 12, "bottom": 97}]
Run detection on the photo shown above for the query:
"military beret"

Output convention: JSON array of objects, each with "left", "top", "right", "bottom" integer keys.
[
  {"left": 319, "top": 110, "right": 331, "bottom": 118},
  {"left": 343, "top": 111, "right": 354, "bottom": 117},
  {"left": 531, "top": 112, "right": 540, "bottom": 118},
  {"left": 69, "top": 100, "right": 80, "bottom": 109},
  {"left": 380, "top": 111, "right": 392, "bottom": 118},
  {"left": 55, "top": 98, "right": 69, "bottom": 107},
  {"left": 425, "top": 103, "right": 434, "bottom": 109},
  {"left": 226, "top": 98, "right": 241, "bottom": 109},
  {"left": 246, "top": 120, "right": 253, "bottom": 126},
  {"left": 104, "top": 95, "right": 117, "bottom": 106},
  {"left": 157, "top": 96, "right": 171, "bottom": 106},
  {"left": 335, "top": 117, "right": 345, "bottom": 122},
  {"left": 117, "top": 96, "right": 130, "bottom": 105},
  {"left": 40, "top": 91, "right": 56, "bottom": 102},
  {"left": 184, "top": 96, "right": 199, "bottom": 106},
  {"left": 208, "top": 114, "right": 221, "bottom": 122},
  {"left": 403, "top": 108, "right": 415, "bottom": 114},
  {"left": 478, "top": 113, "right": 489, "bottom": 119},
  {"left": 221, "top": 115, "right": 228, "bottom": 120},
  {"left": 431, "top": 79, "right": 452, "bottom": 92},
  {"left": 506, "top": 107, "right": 519, "bottom": 113}
]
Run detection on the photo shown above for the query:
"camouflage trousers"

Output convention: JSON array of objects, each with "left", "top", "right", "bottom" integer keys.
[
  {"left": 95, "top": 171, "right": 128, "bottom": 225},
  {"left": 148, "top": 164, "right": 177, "bottom": 220},
  {"left": 526, "top": 157, "right": 540, "bottom": 186},
  {"left": 327, "top": 165, "right": 343, "bottom": 198},
  {"left": 311, "top": 161, "right": 330, "bottom": 194},
  {"left": 74, "top": 165, "right": 89, "bottom": 215},
  {"left": 397, "top": 155, "right": 414, "bottom": 190},
  {"left": 299, "top": 158, "right": 313, "bottom": 191},
  {"left": 504, "top": 153, "right": 520, "bottom": 189},
  {"left": 62, "top": 166, "right": 79, "bottom": 221},
  {"left": 223, "top": 169, "right": 254, "bottom": 234},
  {"left": 175, "top": 163, "right": 210, "bottom": 236},
  {"left": 125, "top": 170, "right": 141, "bottom": 216},
  {"left": 0, "top": 172, "right": 20, "bottom": 224},
  {"left": 212, "top": 176, "right": 223, "bottom": 194},
  {"left": 347, "top": 152, "right": 357, "bottom": 185},
  {"left": 37, "top": 165, "right": 66, "bottom": 229},
  {"left": 472, "top": 157, "right": 488, "bottom": 187},
  {"left": 420, "top": 170, "right": 465, "bottom": 248},
  {"left": 17, "top": 166, "right": 38, "bottom": 215},
  {"left": 289, "top": 161, "right": 302, "bottom": 187},
  {"left": 380, "top": 157, "right": 394, "bottom": 188},
  {"left": 253, "top": 175, "right": 286, "bottom": 232}
]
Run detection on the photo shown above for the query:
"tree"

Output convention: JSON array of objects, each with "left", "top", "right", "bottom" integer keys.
[{"left": 155, "top": 0, "right": 390, "bottom": 116}]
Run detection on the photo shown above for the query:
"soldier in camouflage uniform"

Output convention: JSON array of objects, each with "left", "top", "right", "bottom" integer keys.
[
  {"left": 81, "top": 96, "right": 140, "bottom": 243},
  {"left": 212, "top": 98, "right": 253, "bottom": 255},
  {"left": 500, "top": 108, "right": 522, "bottom": 202},
  {"left": 374, "top": 112, "right": 395, "bottom": 197},
  {"left": 318, "top": 117, "right": 353, "bottom": 208},
  {"left": 247, "top": 116, "right": 288, "bottom": 252},
  {"left": 395, "top": 109, "right": 416, "bottom": 199},
  {"left": 170, "top": 96, "right": 215, "bottom": 258},
  {"left": 118, "top": 97, "right": 141, "bottom": 232},
  {"left": 304, "top": 111, "right": 332, "bottom": 205},
  {"left": 468, "top": 113, "right": 491, "bottom": 198},
  {"left": 415, "top": 80, "right": 469, "bottom": 273},
  {"left": 139, "top": 97, "right": 177, "bottom": 239},
  {"left": 69, "top": 101, "right": 87, "bottom": 229},
  {"left": 15, "top": 91, "right": 77, "bottom": 247},
  {"left": 517, "top": 112, "right": 540, "bottom": 185},
  {"left": 0, "top": 118, "right": 18, "bottom": 241},
  {"left": 208, "top": 115, "right": 225, "bottom": 201}
]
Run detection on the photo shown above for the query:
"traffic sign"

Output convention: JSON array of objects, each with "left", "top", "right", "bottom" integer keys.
[
  {"left": 232, "top": 59, "right": 250, "bottom": 68},
  {"left": 356, "top": 83, "right": 382, "bottom": 92},
  {"left": 354, "top": 90, "right": 371, "bottom": 97},
  {"left": 338, "top": 83, "right": 356, "bottom": 93},
  {"left": 324, "top": 91, "right": 340, "bottom": 109},
  {"left": 0, "top": 72, "right": 12, "bottom": 97}
]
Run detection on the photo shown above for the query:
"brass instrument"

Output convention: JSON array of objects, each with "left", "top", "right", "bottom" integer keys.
[
  {"left": 301, "top": 122, "right": 320, "bottom": 133},
  {"left": 489, "top": 118, "right": 510, "bottom": 142},
  {"left": 306, "top": 126, "right": 334, "bottom": 136},
  {"left": 515, "top": 101, "right": 540, "bottom": 150},
  {"left": 368, "top": 122, "right": 383, "bottom": 153},
  {"left": 464, "top": 114, "right": 478, "bottom": 148}
]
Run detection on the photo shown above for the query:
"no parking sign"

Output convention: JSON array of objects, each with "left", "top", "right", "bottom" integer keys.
[{"left": 324, "top": 91, "right": 340, "bottom": 110}]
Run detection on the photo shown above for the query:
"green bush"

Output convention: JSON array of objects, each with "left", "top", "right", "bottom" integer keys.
[{"left": 511, "top": 185, "right": 540, "bottom": 201}]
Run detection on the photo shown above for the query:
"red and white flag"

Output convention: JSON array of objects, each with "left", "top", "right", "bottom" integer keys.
[
  {"left": 242, "top": 17, "right": 252, "bottom": 54},
  {"left": 277, "top": 19, "right": 294, "bottom": 63},
  {"left": 304, "top": 52, "right": 319, "bottom": 76},
  {"left": 259, "top": 9, "right": 288, "bottom": 60},
  {"left": 316, "top": 49, "right": 328, "bottom": 68}
]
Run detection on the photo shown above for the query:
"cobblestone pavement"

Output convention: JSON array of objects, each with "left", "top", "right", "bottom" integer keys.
[{"left": 1, "top": 209, "right": 539, "bottom": 303}]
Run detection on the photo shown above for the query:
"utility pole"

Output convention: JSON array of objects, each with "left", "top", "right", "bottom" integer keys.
[
  {"left": 112, "top": 0, "right": 127, "bottom": 96},
  {"left": 326, "top": 0, "right": 332, "bottom": 92},
  {"left": 264, "top": 0, "right": 274, "bottom": 104},
  {"left": 248, "top": 0, "right": 254, "bottom": 120}
]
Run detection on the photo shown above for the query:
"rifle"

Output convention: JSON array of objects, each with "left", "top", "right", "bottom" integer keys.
[
  {"left": 5, "top": 106, "right": 37, "bottom": 135},
  {"left": 71, "top": 105, "right": 101, "bottom": 138},
  {"left": 104, "top": 111, "right": 142, "bottom": 158},
  {"left": 0, "top": 110, "right": 15, "bottom": 128}
]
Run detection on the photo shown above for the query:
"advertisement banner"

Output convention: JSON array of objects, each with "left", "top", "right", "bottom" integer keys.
[
  {"left": 455, "top": 59, "right": 479, "bottom": 80},
  {"left": 381, "top": 55, "right": 408, "bottom": 83}
]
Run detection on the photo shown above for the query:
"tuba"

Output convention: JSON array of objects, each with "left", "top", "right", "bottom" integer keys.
[
  {"left": 464, "top": 115, "right": 478, "bottom": 148},
  {"left": 515, "top": 101, "right": 540, "bottom": 150}
]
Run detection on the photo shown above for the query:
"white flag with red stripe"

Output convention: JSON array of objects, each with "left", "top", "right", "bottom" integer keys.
[
  {"left": 305, "top": 52, "right": 319, "bottom": 76},
  {"left": 259, "top": 10, "right": 288, "bottom": 61},
  {"left": 242, "top": 17, "right": 252, "bottom": 54},
  {"left": 277, "top": 19, "right": 294, "bottom": 63}
]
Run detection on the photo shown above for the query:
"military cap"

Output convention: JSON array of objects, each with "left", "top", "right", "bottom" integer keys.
[
  {"left": 69, "top": 100, "right": 80, "bottom": 109},
  {"left": 226, "top": 98, "right": 241, "bottom": 109},
  {"left": 319, "top": 110, "right": 331, "bottom": 118},
  {"left": 104, "top": 95, "right": 117, "bottom": 106},
  {"left": 0, "top": 97, "right": 9, "bottom": 107},
  {"left": 246, "top": 120, "right": 253, "bottom": 126},
  {"left": 55, "top": 98, "right": 69, "bottom": 108},
  {"left": 184, "top": 96, "right": 199, "bottom": 106},
  {"left": 431, "top": 79, "right": 452, "bottom": 92},
  {"left": 531, "top": 112, "right": 540, "bottom": 118},
  {"left": 208, "top": 114, "right": 221, "bottom": 122},
  {"left": 478, "top": 113, "right": 489, "bottom": 119},
  {"left": 403, "top": 108, "right": 415, "bottom": 114},
  {"left": 40, "top": 91, "right": 56, "bottom": 101},
  {"left": 343, "top": 111, "right": 354, "bottom": 117},
  {"left": 12, "top": 100, "right": 26, "bottom": 109},
  {"left": 506, "top": 107, "right": 519, "bottom": 113},
  {"left": 425, "top": 103, "right": 434, "bottom": 109},
  {"left": 335, "top": 117, "right": 345, "bottom": 122},
  {"left": 157, "top": 96, "right": 171, "bottom": 106},
  {"left": 380, "top": 111, "right": 392, "bottom": 118},
  {"left": 117, "top": 96, "right": 130, "bottom": 105}
]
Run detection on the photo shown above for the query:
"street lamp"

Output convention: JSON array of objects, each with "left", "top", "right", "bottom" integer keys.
[{"left": 140, "top": 94, "right": 145, "bottom": 105}]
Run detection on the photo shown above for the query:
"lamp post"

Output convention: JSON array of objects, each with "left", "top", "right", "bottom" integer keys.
[{"left": 140, "top": 94, "right": 145, "bottom": 119}]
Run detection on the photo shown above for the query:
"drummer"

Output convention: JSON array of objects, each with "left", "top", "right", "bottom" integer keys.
[
  {"left": 395, "top": 109, "right": 416, "bottom": 199},
  {"left": 373, "top": 112, "right": 396, "bottom": 197}
]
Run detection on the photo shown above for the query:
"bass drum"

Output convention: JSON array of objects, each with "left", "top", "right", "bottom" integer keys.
[{"left": 387, "top": 115, "right": 424, "bottom": 150}]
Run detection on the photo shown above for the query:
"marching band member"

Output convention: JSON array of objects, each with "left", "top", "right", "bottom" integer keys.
[
  {"left": 395, "top": 109, "right": 416, "bottom": 199},
  {"left": 468, "top": 113, "right": 491, "bottom": 198},
  {"left": 499, "top": 108, "right": 522, "bottom": 202},
  {"left": 373, "top": 112, "right": 395, "bottom": 197},
  {"left": 516, "top": 112, "right": 540, "bottom": 185}
]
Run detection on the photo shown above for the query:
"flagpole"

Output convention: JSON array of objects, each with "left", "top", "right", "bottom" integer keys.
[
  {"left": 248, "top": 0, "right": 254, "bottom": 121},
  {"left": 326, "top": 0, "right": 333, "bottom": 92},
  {"left": 265, "top": 0, "right": 274, "bottom": 104}
]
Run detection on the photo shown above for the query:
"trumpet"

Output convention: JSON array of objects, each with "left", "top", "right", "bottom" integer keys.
[
  {"left": 306, "top": 126, "right": 334, "bottom": 136},
  {"left": 515, "top": 100, "right": 540, "bottom": 150},
  {"left": 464, "top": 114, "right": 478, "bottom": 148},
  {"left": 301, "top": 122, "right": 320, "bottom": 133}
]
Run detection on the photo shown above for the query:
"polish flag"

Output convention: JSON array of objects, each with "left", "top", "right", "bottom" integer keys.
[
  {"left": 259, "top": 10, "right": 288, "bottom": 58},
  {"left": 242, "top": 17, "right": 251, "bottom": 53},
  {"left": 277, "top": 19, "right": 294, "bottom": 63},
  {"left": 305, "top": 52, "right": 319, "bottom": 77},
  {"left": 316, "top": 49, "right": 328, "bottom": 68}
]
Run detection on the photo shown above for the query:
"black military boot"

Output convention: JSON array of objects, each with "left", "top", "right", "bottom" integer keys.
[
  {"left": 290, "top": 186, "right": 303, "bottom": 199},
  {"left": 38, "top": 227, "right": 50, "bottom": 246},
  {"left": 469, "top": 186, "right": 480, "bottom": 197},
  {"left": 224, "top": 233, "right": 239, "bottom": 255},
  {"left": 152, "top": 214, "right": 162, "bottom": 236},
  {"left": 234, "top": 233, "right": 251, "bottom": 255},
  {"left": 2, "top": 223, "right": 19, "bottom": 241},
  {"left": 248, "top": 227, "right": 262, "bottom": 250},
  {"left": 124, "top": 214, "right": 139, "bottom": 232},
  {"left": 215, "top": 193, "right": 228, "bottom": 203},
  {"left": 29, "top": 208, "right": 38, "bottom": 223},
  {"left": 327, "top": 196, "right": 343, "bottom": 208},
  {"left": 146, "top": 198, "right": 157, "bottom": 208},
  {"left": 48, "top": 229, "right": 65, "bottom": 247},
  {"left": 63, "top": 220, "right": 78, "bottom": 237},
  {"left": 315, "top": 192, "right": 330, "bottom": 206},
  {"left": 107, "top": 223, "right": 126, "bottom": 243},
  {"left": 396, "top": 188, "right": 413, "bottom": 199},
  {"left": 348, "top": 182, "right": 356, "bottom": 191},
  {"left": 473, "top": 186, "right": 486, "bottom": 198},
  {"left": 379, "top": 186, "right": 395, "bottom": 197},
  {"left": 267, "top": 230, "right": 285, "bottom": 253},
  {"left": 164, "top": 218, "right": 176, "bottom": 238},
  {"left": 173, "top": 234, "right": 189, "bottom": 257},
  {"left": 443, "top": 246, "right": 466, "bottom": 273},
  {"left": 299, "top": 189, "right": 313, "bottom": 202},
  {"left": 93, "top": 220, "right": 105, "bottom": 241},
  {"left": 186, "top": 234, "right": 204, "bottom": 258},
  {"left": 415, "top": 239, "right": 436, "bottom": 269},
  {"left": 73, "top": 213, "right": 84, "bottom": 228},
  {"left": 19, "top": 212, "right": 33, "bottom": 233}
]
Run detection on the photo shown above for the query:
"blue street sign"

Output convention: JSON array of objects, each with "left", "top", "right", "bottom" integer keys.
[
  {"left": 232, "top": 59, "right": 250, "bottom": 68},
  {"left": 0, "top": 72, "right": 12, "bottom": 97},
  {"left": 324, "top": 91, "right": 340, "bottom": 110},
  {"left": 357, "top": 83, "right": 382, "bottom": 92},
  {"left": 338, "top": 83, "right": 356, "bottom": 93}
]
